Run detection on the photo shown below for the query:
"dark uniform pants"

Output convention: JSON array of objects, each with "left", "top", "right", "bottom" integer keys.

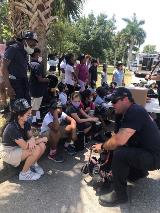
[
  {"left": 112, "top": 147, "right": 156, "bottom": 197},
  {"left": 10, "top": 78, "right": 31, "bottom": 105}
]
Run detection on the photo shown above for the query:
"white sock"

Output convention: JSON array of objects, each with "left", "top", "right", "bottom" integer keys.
[
  {"left": 36, "top": 111, "right": 41, "bottom": 120},
  {"left": 33, "top": 162, "right": 38, "bottom": 167},
  {"left": 32, "top": 116, "right": 37, "bottom": 123}
]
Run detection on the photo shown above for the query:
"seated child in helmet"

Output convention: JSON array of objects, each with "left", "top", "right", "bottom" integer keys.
[{"left": 0, "top": 99, "right": 47, "bottom": 181}]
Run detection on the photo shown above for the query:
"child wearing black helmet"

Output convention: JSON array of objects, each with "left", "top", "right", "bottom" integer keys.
[{"left": 0, "top": 99, "right": 47, "bottom": 181}]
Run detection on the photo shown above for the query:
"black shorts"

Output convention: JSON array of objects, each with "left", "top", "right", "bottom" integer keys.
[
  {"left": 10, "top": 78, "right": 31, "bottom": 105},
  {"left": 77, "top": 122, "right": 92, "bottom": 131}
]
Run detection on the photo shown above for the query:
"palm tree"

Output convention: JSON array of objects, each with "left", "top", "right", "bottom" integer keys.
[
  {"left": 8, "top": 0, "right": 84, "bottom": 68},
  {"left": 122, "top": 13, "right": 146, "bottom": 68}
]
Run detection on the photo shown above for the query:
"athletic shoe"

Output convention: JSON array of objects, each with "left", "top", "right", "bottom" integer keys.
[
  {"left": 48, "top": 153, "right": 64, "bottom": 163},
  {"left": 48, "top": 149, "right": 56, "bottom": 160},
  {"left": 31, "top": 164, "right": 44, "bottom": 176},
  {"left": 19, "top": 169, "right": 41, "bottom": 181},
  {"left": 99, "top": 190, "right": 128, "bottom": 207},
  {"left": 65, "top": 144, "right": 77, "bottom": 155}
]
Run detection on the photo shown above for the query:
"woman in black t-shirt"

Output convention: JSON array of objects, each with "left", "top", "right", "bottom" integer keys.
[{"left": 0, "top": 99, "right": 47, "bottom": 181}]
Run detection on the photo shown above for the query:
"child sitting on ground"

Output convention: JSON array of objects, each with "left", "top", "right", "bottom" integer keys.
[
  {"left": 80, "top": 89, "right": 95, "bottom": 114},
  {"left": 66, "top": 92, "right": 99, "bottom": 150},
  {"left": 40, "top": 101, "right": 77, "bottom": 162},
  {"left": 0, "top": 99, "right": 47, "bottom": 181}
]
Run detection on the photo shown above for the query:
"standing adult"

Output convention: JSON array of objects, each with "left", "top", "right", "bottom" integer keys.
[
  {"left": 0, "top": 31, "right": 38, "bottom": 105},
  {"left": 59, "top": 55, "right": 66, "bottom": 83},
  {"left": 112, "top": 62, "right": 125, "bottom": 87},
  {"left": 89, "top": 59, "right": 98, "bottom": 86},
  {"left": 76, "top": 54, "right": 89, "bottom": 92},
  {"left": 64, "top": 53, "right": 78, "bottom": 97},
  {"left": 29, "top": 48, "right": 50, "bottom": 126}
]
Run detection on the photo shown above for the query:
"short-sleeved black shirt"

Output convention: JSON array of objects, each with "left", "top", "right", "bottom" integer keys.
[
  {"left": 66, "top": 104, "right": 82, "bottom": 117},
  {"left": 4, "top": 42, "right": 28, "bottom": 79},
  {"left": 2, "top": 121, "right": 31, "bottom": 147},
  {"left": 29, "top": 60, "right": 47, "bottom": 97},
  {"left": 89, "top": 65, "right": 97, "bottom": 82},
  {"left": 118, "top": 104, "right": 160, "bottom": 166}
]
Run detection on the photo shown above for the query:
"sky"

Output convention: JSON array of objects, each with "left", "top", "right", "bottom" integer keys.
[{"left": 83, "top": 0, "right": 160, "bottom": 51}]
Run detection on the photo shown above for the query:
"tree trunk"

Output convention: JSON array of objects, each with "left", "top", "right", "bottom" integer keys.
[
  {"left": 127, "top": 40, "right": 134, "bottom": 69},
  {"left": 34, "top": 27, "right": 48, "bottom": 72}
]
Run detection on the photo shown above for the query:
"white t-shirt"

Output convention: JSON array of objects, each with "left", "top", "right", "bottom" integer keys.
[
  {"left": 60, "top": 60, "right": 66, "bottom": 70},
  {"left": 59, "top": 92, "right": 67, "bottom": 105},
  {"left": 65, "top": 64, "right": 75, "bottom": 85},
  {"left": 48, "top": 59, "right": 59, "bottom": 66},
  {"left": 41, "top": 112, "right": 67, "bottom": 133}
]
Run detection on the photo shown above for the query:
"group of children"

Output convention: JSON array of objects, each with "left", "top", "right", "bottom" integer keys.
[{"left": 0, "top": 49, "right": 120, "bottom": 181}]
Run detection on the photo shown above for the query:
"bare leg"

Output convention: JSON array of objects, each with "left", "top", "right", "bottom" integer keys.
[
  {"left": 21, "top": 145, "right": 42, "bottom": 172},
  {"left": 49, "top": 130, "right": 61, "bottom": 149}
]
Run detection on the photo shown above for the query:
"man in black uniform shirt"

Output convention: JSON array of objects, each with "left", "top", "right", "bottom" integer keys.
[
  {"left": 93, "top": 87, "right": 160, "bottom": 206},
  {"left": 0, "top": 31, "right": 38, "bottom": 105}
]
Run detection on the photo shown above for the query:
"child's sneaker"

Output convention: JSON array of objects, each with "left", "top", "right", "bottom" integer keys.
[
  {"left": 19, "top": 169, "right": 41, "bottom": 181},
  {"left": 31, "top": 164, "right": 44, "bottom": 176},
  {"left": 48, "top": 149, "right": 56, "bottom": 160}
]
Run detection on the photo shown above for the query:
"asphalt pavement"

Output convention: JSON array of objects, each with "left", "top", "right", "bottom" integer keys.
[
  {"left": 0, "top": 73, "right": 160, "bottom": 213},
  {"left": 0, "top": 148, "right": 160, "bottom": 213}
]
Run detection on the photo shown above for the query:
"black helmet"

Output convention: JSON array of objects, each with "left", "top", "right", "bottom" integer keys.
[
  {"left": 50, "top": 100, "right": 62, "bottom": 110},
  {"left": 12, "top": 99, "right": 31, "bottom": 113},
  {"left": 22, "top": 31, "right": 38, "bottom": 43}
]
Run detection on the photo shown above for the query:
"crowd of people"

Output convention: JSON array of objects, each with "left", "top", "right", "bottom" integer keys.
[{"left": 0, "top": 31, "right": 160, "bottom": 207}]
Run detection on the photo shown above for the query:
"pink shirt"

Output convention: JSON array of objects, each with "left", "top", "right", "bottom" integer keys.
[{"left": 76, "top": 64, "right": 88, "bottom": 82}]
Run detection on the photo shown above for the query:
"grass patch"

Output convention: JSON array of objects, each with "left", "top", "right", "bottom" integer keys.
[{"left": 97, "top": 66, "right": 132, "bottom": 87}]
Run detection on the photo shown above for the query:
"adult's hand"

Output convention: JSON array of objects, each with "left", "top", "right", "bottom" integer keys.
[
  {"left": 145, "top": 74, "right": 151, "bottom": 81},
  {"left": 92, "top": 143, "right": 102, "bottom": 153}
]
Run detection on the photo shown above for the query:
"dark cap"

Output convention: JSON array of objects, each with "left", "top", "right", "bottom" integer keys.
[
  {"left": 111, "top": 87, "right": 132, "bottom": 103},
  {"left": 22, "top": 31, "right": 38, "bottom": 42},
  {"left": 12, "top": 99, "right": 31, "bottom": 113},
  {"left": 50, "top": 101, "right": 62, "bottom": 110}
]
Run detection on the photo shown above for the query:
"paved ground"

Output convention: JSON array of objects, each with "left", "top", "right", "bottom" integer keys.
[
  {"left": 0, "top": 74, "right": 160, "bottom": 213},
  {"left": 0, "top": 147, "right": 160, "bottom": 213}
]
